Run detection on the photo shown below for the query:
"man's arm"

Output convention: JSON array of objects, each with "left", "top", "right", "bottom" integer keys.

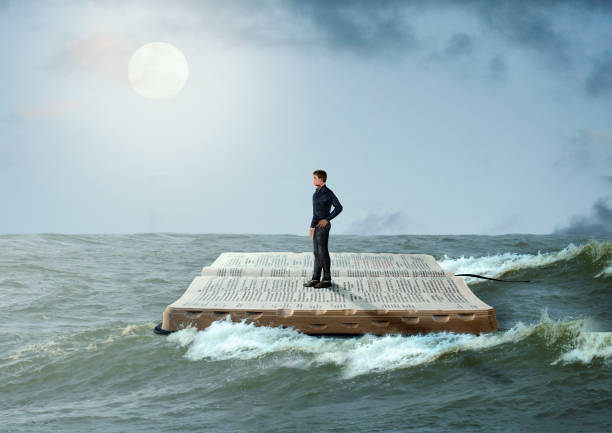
[
  {"left": 326, "top": 190, "right": 343, "bottom": 221},
  {"left": 310, "top": 215, "right": 317, "bottom": 228}
]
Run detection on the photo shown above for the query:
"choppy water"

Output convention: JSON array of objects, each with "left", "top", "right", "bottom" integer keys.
[{"left": 1, "top": 233, "right": 611, "bottom": 432}]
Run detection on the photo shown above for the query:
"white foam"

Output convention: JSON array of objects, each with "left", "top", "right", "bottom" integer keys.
[
  {"left": 167, "top": 311, "right": 606, "bottom": 378},
  {"left": 594, "top": 262, "right": 612, "bottom": 278},
  {"left": 121, "top": 323, "right": 155, "bottom": 336},
  {"left": 5, "top": 340, "right": 65, "bottom": 360},
  {"left": 552, "top": 331, "right": 612, "bottom": 365},
  {"left": 3, "top": 323, "right": 156, "bottom": 363},
  {"left": 438, "top": 241, "right": 612, "bottom": 282}
]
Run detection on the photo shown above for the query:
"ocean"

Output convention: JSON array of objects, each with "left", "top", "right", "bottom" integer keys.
[{"left": 1, "top": 233, "right": 611, "bottom": 432}]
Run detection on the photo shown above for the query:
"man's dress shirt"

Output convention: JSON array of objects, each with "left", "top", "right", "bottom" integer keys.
[{"left": 311, "top": 184, "right": 343, "bottom": 228}]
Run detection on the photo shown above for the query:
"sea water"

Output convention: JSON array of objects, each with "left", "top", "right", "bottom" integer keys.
[{"left": 1, "top": 233, "right": 610, "bottom": 432}]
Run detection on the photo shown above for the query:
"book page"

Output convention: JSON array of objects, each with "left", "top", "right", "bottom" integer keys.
[
  {"left": 205, "top": 252, "right": 448, "bottom": 277},
  {"left": 170, "top": 275, "right": 492, "bottom": 311},
  {"left": 201, "top": 267, "right": 453, "bottom": 278}
]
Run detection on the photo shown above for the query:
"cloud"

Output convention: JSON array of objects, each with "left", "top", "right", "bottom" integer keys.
[
  {"left": 36, "top": 0, "right": 607, "bottom": 93},
  {"left": 585, "top": 49, "right": 612, "bottom": 97},
  {"left": 46, "top": 31, "right": 135, "bottom": 84},
  {"left": 344, "top": 211, "right": 418, "bottom": 235},
  {"left": 157, "top": 0, "right": 418, "bottom": 56},
  {"left": 154, "top": 0, "right": 612, "bottom": 93},
  {"left": 283, "top": 0, "right": 605, "bottom": 68},
  {"left": 282, "top": 0, "right": 576, "bottom": 66},
  {"left": 444, "top": 32, "right": 475, "bottom": 57},
  {"left": 427, "top": 32, "right": 477, "bottom": 65},
  {"left": 551, "top": 128, "right": 612, "bottom": 175},
  {"left": 488, "top": 55, "right": 508, "bottom": 80},
  {"left": 553, "top": 196, "right": 612, "bottom": 235},
  {"left": 285, "top": 0, "right": 418, "bottom": 56},
  {"left": 5, "top": 99, "right": 79, "bottom": 122},
  {"left": 470, "top": 0, "right": 573, "bottom": 70}
]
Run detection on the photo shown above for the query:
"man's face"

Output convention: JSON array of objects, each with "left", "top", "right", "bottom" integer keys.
[{"left": 313, "top": 175, "right": 324, "bottom": 187}]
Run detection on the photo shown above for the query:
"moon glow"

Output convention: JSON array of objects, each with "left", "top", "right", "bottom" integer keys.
[{"left": 128, "top": 42, "right": 189, "bottom": 100}]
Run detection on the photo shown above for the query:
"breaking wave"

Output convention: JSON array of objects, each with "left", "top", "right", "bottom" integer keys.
[
  {"left": 438, "top": 240, "right": 612, "bottom": 282},
  {"left": 167, "top": 310, "right": 610, "bottom": 379}
]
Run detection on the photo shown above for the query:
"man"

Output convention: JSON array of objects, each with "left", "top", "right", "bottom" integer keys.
[{"left": 304, "top": 169, "right": 343, "bottom": 289}]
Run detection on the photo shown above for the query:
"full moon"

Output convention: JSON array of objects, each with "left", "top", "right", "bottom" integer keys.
[{"left": 128, "top": 42, "right": 189, "bottom": 100}]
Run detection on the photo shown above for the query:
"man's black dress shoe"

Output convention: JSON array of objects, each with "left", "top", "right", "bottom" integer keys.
[
  {"left": 303, "top": 279, "right": 319, "bottom": 287},
  {"left": 314, "top": 280, "right": 332, "bottom": 288}
]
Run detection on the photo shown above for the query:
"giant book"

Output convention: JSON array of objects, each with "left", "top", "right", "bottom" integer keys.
[{"left": 159, "top": 252, "right": 498, "bottom": 335}]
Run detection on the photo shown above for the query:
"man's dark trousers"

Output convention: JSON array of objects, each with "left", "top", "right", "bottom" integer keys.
[{"left": 312, "top": 222, "right": 331, "bottom": 281}]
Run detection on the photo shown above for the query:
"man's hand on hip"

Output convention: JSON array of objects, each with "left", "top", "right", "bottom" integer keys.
[{"left": 316, "top": 219, "right": 328, "bottom": 228}]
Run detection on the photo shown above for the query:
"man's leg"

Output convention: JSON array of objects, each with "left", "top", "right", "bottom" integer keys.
[
  {"left": 312, "top": 226, "right": 322, "bottom": 281},
  {"left": 317, "top": 223, "right": 331, "bottom": 281}
]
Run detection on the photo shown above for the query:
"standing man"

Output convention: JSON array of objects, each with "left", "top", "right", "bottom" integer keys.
[{"left": 304, "top": 170, "right": 343, "bottom": 289}]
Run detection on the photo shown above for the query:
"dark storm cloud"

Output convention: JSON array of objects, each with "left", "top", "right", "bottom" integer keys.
[
  {"left": 284, "top": 0, "right": 575, "bottom": 61},
  {"left": 444, "top": 33, "right": 474, "bottom": 57},
  {"left": 469, "top": 0, "right": 573, "bottom": 69},
  {"left": 284, "top": 0, "right": 418, "bottom": 55},
  {"left": 585, "top": 50, "right": 612, "bottom": 97},
  {"left": 488, "top": 55, "right": 508, "bottom": 80},
  {"left": 283, "top": 0, "right": 612, "bottom": 93},
  {"left": 553, "top": 196, "right": 612, "bottom": 235},
  {"left": 285, "top": 0, "right": 574, "bottom": 66},
  {"left": 428, "top": 32, "right": 476, "bottom": 63}
]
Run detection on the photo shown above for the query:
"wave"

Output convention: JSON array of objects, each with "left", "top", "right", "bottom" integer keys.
[
  {"left": 594, "top": 263, "right": 612, "bottom": 278},
  {"left": 438, "top": 240, "right": 612, "bottom": 282},
  {"left": 551, "top": 331, "right": 612, "bottom": 365},
  {"left": 167, "top": 310, "right": 610, "bottom": 379},
  {"left": 2, "top": 323, "right": 156, "bottom": 365}
]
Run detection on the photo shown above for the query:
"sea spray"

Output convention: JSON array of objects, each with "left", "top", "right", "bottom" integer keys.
[{"left": 167, "top": 310, "right": 608, "bottom": 378}]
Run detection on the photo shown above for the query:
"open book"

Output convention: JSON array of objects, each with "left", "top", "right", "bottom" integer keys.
[{"left": 160, "top": 252, "right": 498, "bottom": 335}]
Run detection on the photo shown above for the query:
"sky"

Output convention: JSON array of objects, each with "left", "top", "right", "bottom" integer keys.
[{"left": 1, "top": 0, "right": 611, "bottom": 235}]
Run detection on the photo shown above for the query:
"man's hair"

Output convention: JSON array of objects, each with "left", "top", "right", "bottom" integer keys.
[{"left": 313, "top": 169, "right": 327, "bottom": 182}]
